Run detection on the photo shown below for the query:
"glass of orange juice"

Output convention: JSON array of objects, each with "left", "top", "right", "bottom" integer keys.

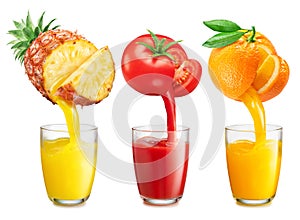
[
  {"left": 225, "top": 124, "right": 282, "bottom": 206},
  {"left": 40, "top": 124, "right": 97, "bottom": 206}
]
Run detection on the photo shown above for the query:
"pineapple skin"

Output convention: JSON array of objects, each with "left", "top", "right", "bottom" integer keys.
[{"left": 24, "top": 29, "right": 84, "bottom": 104}]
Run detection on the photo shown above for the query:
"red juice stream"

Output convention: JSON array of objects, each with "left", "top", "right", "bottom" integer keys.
[{"left": 162, "top": 90, "right": 176, "bottom": 142}]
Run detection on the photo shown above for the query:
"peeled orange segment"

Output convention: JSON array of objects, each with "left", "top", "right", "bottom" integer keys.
[
  {"left": 258, "top": 57, "right": 289, "bottom": 102},
  {"left": 43, "top": 39, "right": 97, "bottom": 98},
  {"left": 59, "top": 46, "right": 115, "bottom": 103},
  {"left": 253, "top": 55, "right": 280, "bottom": 91},
  {"left": 251, "top": 43, "right": 289, "bottom": 102},
  {"left": 257, "top": 45, "right": 275, "bottom": 66}
]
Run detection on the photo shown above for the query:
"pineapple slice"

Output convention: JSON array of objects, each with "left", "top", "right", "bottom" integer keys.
[
  {"left": 43, "top": 39, "right": 97, "bottom": 98},
  {"left": 56, "top": 46, "right": 115, "bottom": 104}
]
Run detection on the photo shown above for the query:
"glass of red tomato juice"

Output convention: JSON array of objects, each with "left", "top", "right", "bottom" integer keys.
[{"left": 132, "top": 125, "right": 189, "bottom": 205}]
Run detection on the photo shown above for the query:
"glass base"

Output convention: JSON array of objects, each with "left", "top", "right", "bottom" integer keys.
[
  {"left": 50, "top": 196, "right": 89, "bottom": 206},
  {"left": 141, "top": 196, "right": 182, "bottom": 206},
  {"left": 236, "top": 198, "right": 273, "bottom": 206}
]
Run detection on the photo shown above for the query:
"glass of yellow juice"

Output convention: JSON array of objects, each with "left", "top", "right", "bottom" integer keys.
[
  {"left": 40, "top": 124, "right": 97, "bottom": 206},
  {"left": 225, "top": 124, "right": 282, "bottom": 206}
]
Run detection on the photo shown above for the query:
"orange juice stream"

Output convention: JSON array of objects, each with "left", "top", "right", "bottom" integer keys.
[
  {"left": 226, "top": 86, "right": 281, "bottom": 200},
  {"left": 41, "top": 97, "right": 96, "bottom": 200},
  {"left": 240, "top": 87, "right": 266, "bottom": 143}
]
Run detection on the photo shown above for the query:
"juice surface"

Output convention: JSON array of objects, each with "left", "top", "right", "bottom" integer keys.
[
  {"left": 226, "top": 139, "right": 281, "bottom": 200},
  {"left": 41, "top": 138, "right": 96, "bottom": 200},
  {"left": 133, "top": 137, "right": 189, "bottom": 200}
]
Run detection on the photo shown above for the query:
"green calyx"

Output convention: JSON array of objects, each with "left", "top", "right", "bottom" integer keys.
[
  {"left": 137, "top": 29, "right": 182, "bottom": 61},
  {"left": 202, "top": 19, "right": 256, "bottom": 48},
  {"left": 7, "top": 11, "right": 60, "bottom": 64}
]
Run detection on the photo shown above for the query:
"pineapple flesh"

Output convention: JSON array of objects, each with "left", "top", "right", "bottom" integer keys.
[
  {"left": 57, "top": 46, "right": 115, "bottom": 105},
  {"left": 42, "top": 39, "right": 97, "bottom": 101}
]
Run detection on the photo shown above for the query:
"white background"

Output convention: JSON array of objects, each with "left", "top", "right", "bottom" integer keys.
[{"left": 0, "top": 0, "right": 298, "bottom": 219}]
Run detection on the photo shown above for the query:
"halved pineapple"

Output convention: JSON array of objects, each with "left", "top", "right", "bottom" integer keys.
[
  {"left": 56, "top": 46, "right": 115, "bottom": 105},
  {"left": 43, "top": 39, "right": 97, "bottom": 99}
]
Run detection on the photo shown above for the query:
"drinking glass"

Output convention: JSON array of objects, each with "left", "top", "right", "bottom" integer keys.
[
  {"left": 225, "top": 124, "right": 282, "bottom": 206},
  {"left": 40, "top": 124, "right": 97, "bottom": 206},
  {"left": 132, "top": 125, "right": 189, "bottom": 205}
]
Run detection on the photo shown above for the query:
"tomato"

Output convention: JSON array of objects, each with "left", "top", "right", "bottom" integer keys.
[{"left": 121, "top": 30, "right": 202, "bottom": 97}]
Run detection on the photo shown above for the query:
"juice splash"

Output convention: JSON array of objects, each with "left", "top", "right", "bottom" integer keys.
[
  {"left": 203, "top": 19, "right": 289, "bottom": 204},
  {"left": 40, "top": 46, "right": 115, "bottom": 202},
  {"left": 8, "top": 12, "right": 115, "bottom": 204},
  {"left": 226, "top": 88, "right": 281, "bottom": 203},
  {"left": 40, "top": 97, "right": 96, "bottom": 201},
  {"left": 122, "top": 30, "right": 201, "bottom": 204}
]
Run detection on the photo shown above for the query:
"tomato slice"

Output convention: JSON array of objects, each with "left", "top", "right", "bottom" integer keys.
[{"left": 173, "top": 59, "right": 202, "bottom": 97}]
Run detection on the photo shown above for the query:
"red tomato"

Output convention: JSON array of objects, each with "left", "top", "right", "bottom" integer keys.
[{"left": 121, "top": 31, "right": 201, "bottom": 97}]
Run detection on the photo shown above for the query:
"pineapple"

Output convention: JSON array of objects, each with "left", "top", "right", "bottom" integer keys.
[{"left": 8, "top": 11, "right": 115, "bottom": 105}]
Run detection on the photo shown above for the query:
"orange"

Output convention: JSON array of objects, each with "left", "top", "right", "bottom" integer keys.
[{"left": 208, "top": 32, "right": 289, "bottom": 102}]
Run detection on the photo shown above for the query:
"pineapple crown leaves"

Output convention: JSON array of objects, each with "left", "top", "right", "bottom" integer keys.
[{"left": 7, "top": 11, "right": 60, "bottom": 64}]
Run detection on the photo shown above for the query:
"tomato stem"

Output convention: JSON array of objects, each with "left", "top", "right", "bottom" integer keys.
[{"left": 136, "top": 29, "right": 182, "bottom": 61}]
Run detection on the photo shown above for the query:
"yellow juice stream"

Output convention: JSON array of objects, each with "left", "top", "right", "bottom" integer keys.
[
  {"left": 226, "top": 87, "right": 281, "bottom": 200},
  {"left": 41, "top": 98, "right": 96, "bottom": 200}
]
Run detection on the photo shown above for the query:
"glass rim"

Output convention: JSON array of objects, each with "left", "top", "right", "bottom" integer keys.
[
  {"left": 225, "top": 124, "right": 282, "bottom": 133},
  {"left": 40, "top": 123, "right": 98, "bottom": 132},
  {"left": 132, "top": 124, "right": 189, "bottom": 133}
]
